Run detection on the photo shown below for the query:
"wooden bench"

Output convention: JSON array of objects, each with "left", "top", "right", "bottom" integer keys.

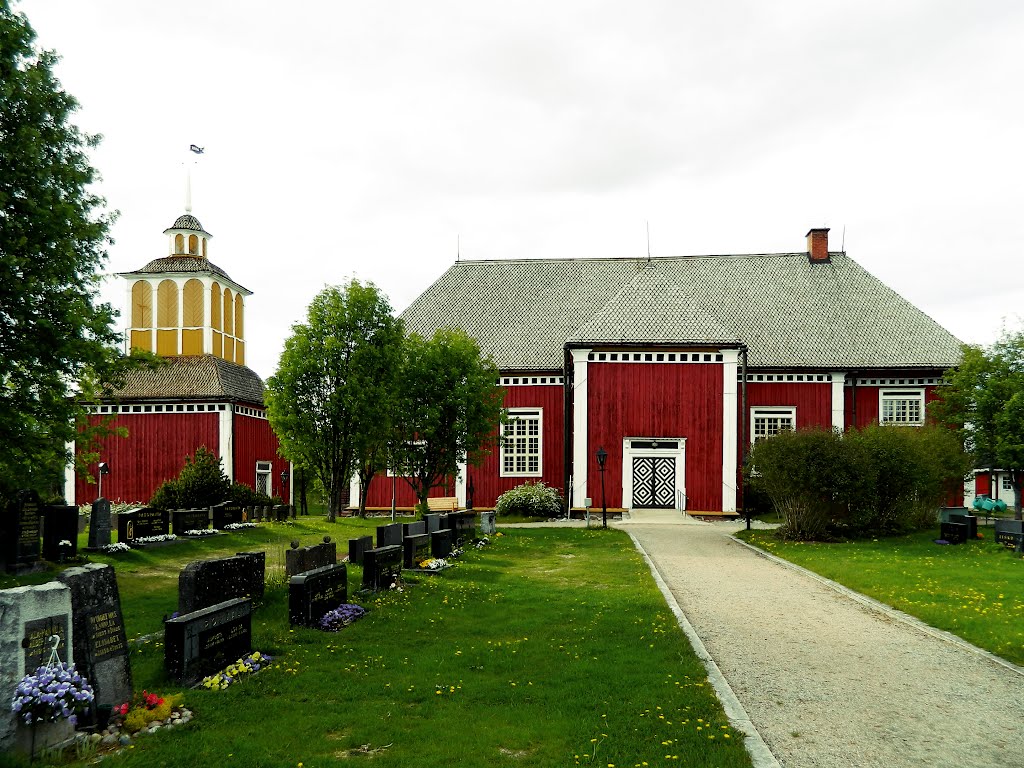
[{"left": 426, "top": 497, "right": 459, "bottom": 513}]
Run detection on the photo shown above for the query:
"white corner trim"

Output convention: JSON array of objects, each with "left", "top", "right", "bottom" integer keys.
[
  {"left": 831, "top": 371, "right": 846, "bottom": 431},
  {"left": 722, "top": 350, "right": 739, "bottom": 512},
  {"left": 571, "top": 348, "right": 591, "bottom": 507},
  {"left": 349, "top": 474, "right": 360, "bottom": 507},
  {"left": 455, "top": 458, "right": 468, "bottom": 507},
  {"left": 64, "top": 440, "right": 77, "bottom": 505},
  {"left": 219, "top": 407, "right": 234, "bottom": 482}
]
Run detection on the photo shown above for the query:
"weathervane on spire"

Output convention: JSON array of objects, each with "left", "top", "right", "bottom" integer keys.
[{"left": 184, "top": 144, "right": 205, "bottom": 213}]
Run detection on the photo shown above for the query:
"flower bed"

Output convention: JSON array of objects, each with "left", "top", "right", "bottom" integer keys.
[
  {"left": 134, "top": 534, "right": 177, "bottom": 544},
  {"left": 183, "top": 529, "right": 220, "bottom": 537},
  {"left": 103, "top": 542, "right": 132, "bottom": 554},
  {"left": 223, "top": 522, "right": 259, "bottom": 530},
  {"left": 319, "top": 604, "right": 367, "bottom": 632},
  {"left": 416, "top": 558, "right": 449, "bottom": 571},
  {"left": 200, "top": 651, "right": 272, "bottom": 690}
]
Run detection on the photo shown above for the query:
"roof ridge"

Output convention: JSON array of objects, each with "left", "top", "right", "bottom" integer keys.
[{"left": 450, "top": 252, "right": 836, "bottom": 265}]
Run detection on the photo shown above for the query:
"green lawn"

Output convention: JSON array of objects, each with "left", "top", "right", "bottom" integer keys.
[
  {"left": 736, "top": 528, "right": 1024, "bottom": 666},
  {"left": 5, "top": 519, "right": 752, "bottom": 768}
]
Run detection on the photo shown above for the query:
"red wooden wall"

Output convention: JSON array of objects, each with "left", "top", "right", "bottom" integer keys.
[
  {"left": 76, "top": 412, "right": 219, "bottom": 504},
  {"left": 844, "top": 384, "right": 943, "bottom": 429},
  {"left": 587, "top": 363, "right": 723, "bottom": 511},
  {"left": 745, "top": 382, "right": 832, "bottom": 434},
  {"left": 233, "top": 413, "right": 289, "bottom": 501}
]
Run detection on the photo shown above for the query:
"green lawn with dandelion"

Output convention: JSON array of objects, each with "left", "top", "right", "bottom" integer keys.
[
  {"left": 736, "top": 528, "right": 1024, "bottom": 666},
  {"left": 5, "top": 519, "right": 752, "bottom": 768}
]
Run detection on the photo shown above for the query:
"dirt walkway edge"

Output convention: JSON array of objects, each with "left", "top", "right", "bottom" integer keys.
[{"left": 628, "top": 531, "right": 782, "bottom": 768}]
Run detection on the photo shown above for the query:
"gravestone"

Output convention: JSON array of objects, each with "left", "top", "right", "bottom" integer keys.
[
  {"left": 348, "top": 536, "right": 373, "bottom": 565},
  {"left": 212, "top": 502, "right": 246, "bottom": 529},
  {"left": 403, "top": 533, "right": 431, "bottom": 568},
  {"left": 361, "top": 545, "right": 402, "bottom": 591},
  {"left": 424, "top": 513, "right": 442, "bottom": 534},
  {"left": 994, "top": 519, "right": 1024, "bottom": 549},
  {"left": 479, "top": 510, "right": 496, "bottom": 535},
  {"left": 0, "top": 582, "right": 73, "bottom": 751},
  {"left": 172, "top": 508, "right": 211, "bottom": 535},
  {"left": 447, "top": 511, "right": 476, "bottom": 543},
  {"left": 164, "top": 598, "right": 252, "bottom": 684},
  {"left": 87, "top": 498, "right": 112, "bottom": 549},
  {"left": 57, "top": 564, "right": 131, "bottom": 708},
  {"left": 178, "top": 552, "right": 266, "bottom": 613},
  {"left": 285, "top": 537, "right": 337, "bottom": 577},
  {"left": 5, "top": 490, "right": 42, "bottom": 572},
  {"left": 940, "top": 521, "right": 968, "bottom": 544},
  {"left": 117, "top": 507, "right": 168, "bottom": 542},
  {"left": 288, "top": 564, "right": 348, "bottom": 627},
  {"left": 376, "top": 523, "right": 403, "bottom": 548},
  {"left": 431, "top": 528, "right": 453, "bottom": 558},
  {"left": 403, "top": 520, "right": 426, "bottom": 538},
  {"left": 948, "top": 513, "right": 978, "bottom": 540},
  {"left": 274, "top": 504, "right": 290, "bottom": 522},
  {"left": 42, "top": 505, "right": 79, "bottom": 561}
]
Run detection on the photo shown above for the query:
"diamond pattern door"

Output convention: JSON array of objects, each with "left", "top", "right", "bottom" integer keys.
[{"left": 632, "top": 457, "right": 676, "bottom": 508}]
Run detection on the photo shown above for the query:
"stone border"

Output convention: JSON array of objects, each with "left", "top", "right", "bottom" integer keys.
[
  {"left": 728, "top": 534, "right": 1024, "bottom": 679},
  {"left": 626, "top": 532, "right": 781, "bottom": 768}
]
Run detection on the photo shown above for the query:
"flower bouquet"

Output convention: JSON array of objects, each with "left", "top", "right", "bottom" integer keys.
[
  {"left": 319, "top": 604, "right": 367, "bottom": 632},
  {"left": 11, "top": 663, "right": 94, "bottom": 726},
  {"left": 200, "top": 651, "right": 272, "bottom": 690},
  {"left": 416, "top": 558, "right": 449, "bottom": 571}
]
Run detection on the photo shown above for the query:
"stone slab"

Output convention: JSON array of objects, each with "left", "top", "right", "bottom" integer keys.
[
  {"left": 164, "top": 598, "right": 252, "bottom": 684},
  {"left": 179, "top": 552, "right": 265, "bottom": 613},
  {"left": 288, "top": 564, "right": 348, "bottom": 627}
]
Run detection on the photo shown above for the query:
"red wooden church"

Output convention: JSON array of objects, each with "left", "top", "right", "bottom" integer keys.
[
  {"left": 364, "top": 227, "right": 962, "bottom": 514},
  {"left": 66, "top": 209, "right": 289, "bottom": 505}
]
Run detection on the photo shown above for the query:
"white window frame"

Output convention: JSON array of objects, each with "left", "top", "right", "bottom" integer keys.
[
  {"left": 500, "top": 408, "right": 542, "bottom": 477},
  {"left": 255, "top": 461, "right": 272, "bottom": 496},
  {"left": 879, "top": 388, "right": 925, "bottom": 426},
  {"left": 1002, "top": 474, "right": 1013, "bottom": 491},
  {"left": 750, "top": 407, "right": 796, "bottom": 444}
]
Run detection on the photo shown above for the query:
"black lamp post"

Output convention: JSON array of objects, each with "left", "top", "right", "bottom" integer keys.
[
  {"left": 97, "top": 461, "right": 110, "bottom": 501},
  {"left": 280, "top": 469, "right": 289, "bottom": 499},
  {"left": 596, "top": 446, "right": 608, "bottom": 528}
]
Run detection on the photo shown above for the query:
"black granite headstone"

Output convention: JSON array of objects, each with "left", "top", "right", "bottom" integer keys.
[
  {"left": 348, "top": 536, "right": 373, "bottom": 565},
  {"left": 447, "top": 511, "right": 476, "bottom": 543},
  {"left": 6, "top": 490, "right": 41, "bottom": 571},
  {"left": 940, "top": 521, "right": 968, "bottom": 544},
  {"left": 949, "top": 513, "right": 978, "bottom": 540},
  {"left": 288, "top": 564, "right": 348, "bottom": 626},
  {"left": 164, "top": 598, "right": 252, "bottom": 684},
  {"left": 424, "top": 514, "right": 442, "bottom": 534},
  {"left": 285, "top": 538, "right": 337, "bottom": 577},
  {"left": 57, "top": 563, "right": 132, "bottom": 708},
  {"left": 173, "top": 509, "right": 211, "bottom": 535},
  {"left": 274, "top": 504, "right": 290, "bottom": 522},
  {"left": 212, "top": 503, "right": 246, "bottom": 529},
  {"left": 376, "top": 523, "right": 403, "bottom": 548},
  {"left": 431, "top": 528, "right": 453, "bottom": 558},
  {"left": 41, "top": 505, "right": 79, "bottom": 561},
  {"left": 178, "top": 552, "right": 266, "bottom": 613},
  {"left": 117, "top": 507, "right": 168, "bottom": 542},
  {"left": 403, "top": 533, "right": 432, "bottom": 568},
  {"left": 361, "top": 545, "right": 402, "bottom": 591},
  {"left": 87, "top": 498, "right": 112, "bottom": 549},
  {"left": 403, "top": 520, "right": 426, "bottom": 538}
]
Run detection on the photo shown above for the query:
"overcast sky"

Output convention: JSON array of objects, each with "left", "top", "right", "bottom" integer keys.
[{"left": 22, "top": 0, "right": 1024, "bottom": 380}]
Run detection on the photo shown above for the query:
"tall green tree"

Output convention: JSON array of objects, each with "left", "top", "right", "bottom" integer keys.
[
  {"left": 0, "top": 2, "right": 142, "bottom": 500},
  {"left": 265, "top": 281, "right": 404, "bottom": 520},
  {"left": 391, "top": 328, "right": 506, "bottom": 513},
  {"left": 933, "top": 330, "right": 1024, "bottom": 520}
]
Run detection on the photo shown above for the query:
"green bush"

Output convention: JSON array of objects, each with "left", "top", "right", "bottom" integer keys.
[
  {"left": 149, "top": 447, "right": 231, "bottom": 510},
  {"left": 747, "top": 424, "right": 971, "bottom": 540},
  {"left": 227, "top": 481, "right": 275, "bottom": 507},
  {"left": 494, "top": 481, "right": 563, "bottom": 517}
]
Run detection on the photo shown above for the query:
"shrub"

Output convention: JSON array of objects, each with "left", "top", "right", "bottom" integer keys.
[
  {"left": 228, "top": 481, "right": 275, "bottom": 506},
  {"left": 149, "top": 447, "right": 230, "bottom": 509},
  {"left": 495, "top": 481, "right": 562, "bottom": 517}
]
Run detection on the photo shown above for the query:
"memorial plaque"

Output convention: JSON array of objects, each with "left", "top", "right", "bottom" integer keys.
[
  {"left": 376, "top": 523, "right": 403, "bottom": 548},
  {"left": 431, "top": 528, "right": 453, "bottom": 558},
  {"left": 117, "top": 507, "right": 168, "bottom": 542},
  {"left": 57, "top": 563, "right": 132, "bottom": 707},
  {"left": 164, "top": 598, "right": 252, "bottom": 684},
  {"left": 173, "top": 508, "right": 211, "bottom": 535},
  {"left": 22, "top": 614, "right": 69, "bottom": 670},
  {"left": 6, "top": 490, "right": 41, "bottom": 570},
  {"left": 403, "top": 533, "right": 432, "bottom": 568},
  {"left": 87, "top": 498, "right": 112, "bottom": 549},
  {"left": 179, "top": 552, "right": 265, "bottom": 613},
  {"left": 361, "top": 545, "right": 402, "bottom": 591},
  {"left": 348, "top": 536, "right": 373, "bottom": 565},
  {"left": 41, "top": 505, "right": 79, "bottom": 561},
  {"left": 288, "top": 564, "right": 348, "bottom": 626}
]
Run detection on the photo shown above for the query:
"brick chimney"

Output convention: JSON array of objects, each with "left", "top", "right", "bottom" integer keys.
[{"left": 806, "top": 227, "right": 830, "bottom": 263}]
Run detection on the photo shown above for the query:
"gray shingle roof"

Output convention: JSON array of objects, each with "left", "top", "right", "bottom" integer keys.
[
  {"left": 166, "top": 214, "right": 208, "bottom": 234},
  {"left": 400, "top": 253, "right": 962, "bottom": 371},
  {"left": 104, "top": 355, "right": 265, "bottom": 404},
  {"left": 123, "top": 256, "right": 235, "bottom": 282}
]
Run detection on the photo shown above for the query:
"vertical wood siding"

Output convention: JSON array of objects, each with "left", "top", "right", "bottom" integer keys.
[
  {"left": 233, "top": 413, "right": 288, "bottom": 501},
  {"left": 587, "top": 363, "right": 723, "bottom": 511},
  {"left": 844, "top": 384, "right": 942, "bottom": 430},
  {"left": 75, "top": 413, "right": 219, "bottom": 504}
]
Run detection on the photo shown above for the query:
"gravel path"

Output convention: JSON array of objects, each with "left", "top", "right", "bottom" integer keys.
[{"left": 616, "top": 515, "right": 1024, "bottom": 768}]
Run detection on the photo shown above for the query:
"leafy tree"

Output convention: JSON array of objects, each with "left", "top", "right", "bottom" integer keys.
[
  {"left": 933, "top": 330, "right": 1024, "bottom": 520},
  {"left": 265, "top": 281, "right": 404, "bottom": 520},
  {"left": 149, "top": 446, "right": 231, "bottom": 509},
  {"left": 0, "top": 2, "right": 146, "bottom": 500},
  {"left": 391, "top": 329, "right": 506, "bottom": 513}
]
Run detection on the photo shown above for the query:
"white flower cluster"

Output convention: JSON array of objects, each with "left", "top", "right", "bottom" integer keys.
[
  {"left": 134, "top": 534, "right": 177, "bottom": 544},
  {"left": 223, "top": 522, "right": 258, "bottom": 530},
  {"left": 183, "top": 529, "right": 220, "bottom": 537},
  {"left": 102, "top": 542, "right": 131, "bottom": 554}
]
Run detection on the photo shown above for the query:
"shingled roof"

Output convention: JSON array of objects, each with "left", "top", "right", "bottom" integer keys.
[
  {"left": 104, "top": 355, "right": 265, "bottom": 404},
  {"left": 120, "top": 256, "right": 250, "bottom": 291},
  {"left": 400, "top": 253, "right": 962, "bottom": 371}
]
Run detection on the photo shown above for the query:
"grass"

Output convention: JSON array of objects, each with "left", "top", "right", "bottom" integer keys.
[
  {"left": 736, "top": 527, "right": 1024, "bottom": 666},
  {"left": 4, "top": 519, "right": 752, "bottom": 768}
]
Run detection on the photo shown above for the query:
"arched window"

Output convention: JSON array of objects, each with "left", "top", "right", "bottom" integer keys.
[
  {"left": 188, "top": 234, "right": 198, "bottom": 255},
  {"left": 223, "top": 288, "right": 234, "bottom": 335},
  {"left": 202, "top": 238, "right": 207, "bottom": 258},
  {"left": 182, "top": 279, "right": 204, "bottom": 327},
  {"left": 131, "top": 281, "right": 153, "bottom": 327},
  {"left": 157, "top": 280, "right": 178, "bottom": 327},
  {"left": 234, "top": 295, "right": 244, "bottom": 339},
  {"left": 211, "top": 282, "right": 222, "bottom": 331},
  {"left": 174, "top": 234, "right": 184, "bottom": 254}
]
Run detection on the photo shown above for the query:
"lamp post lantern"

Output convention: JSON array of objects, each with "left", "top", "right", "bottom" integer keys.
[
  {"left": 280, "top": 469, "right": 289, "bottom": 501},
  {"left": 97, "top": 461, "right": 110, "bottom": 501},
  {"left": 596, "top": 447, "right": 608, "bottom": 528}
]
